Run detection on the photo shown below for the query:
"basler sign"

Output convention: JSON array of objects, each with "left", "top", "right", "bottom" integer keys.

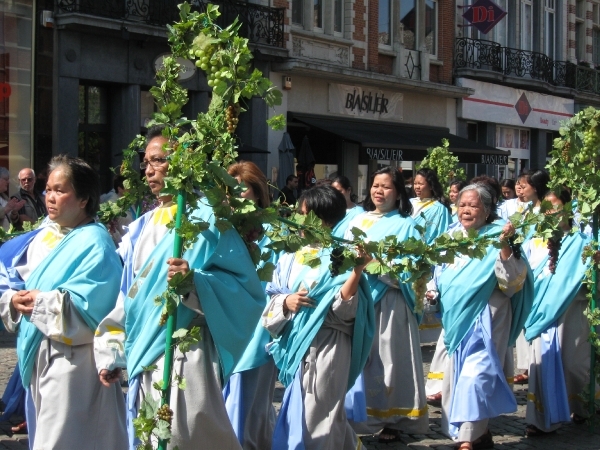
[{"left": 329, "top": 83, "right": 403, "bottom": 121}]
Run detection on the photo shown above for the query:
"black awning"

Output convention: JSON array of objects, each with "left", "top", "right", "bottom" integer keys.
[{"left": 290, "top": 113, "right": 510, "bottom": 164}]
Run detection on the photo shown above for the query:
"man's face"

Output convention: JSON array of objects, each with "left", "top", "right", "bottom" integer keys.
[
  {"left": 289, "top": 177, "right": 298, "bottom": 189},
  {"left": 142, "top": 137, "right": 170, "bottom": 198},
  {"left": 19, "top": 169, "right": 35, "bottom": 193}
]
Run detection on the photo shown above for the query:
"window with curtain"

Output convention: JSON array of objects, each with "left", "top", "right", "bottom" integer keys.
[
  {"left": 544, "top": 0, "right": 555, "bottom": 59},
  {"left": 334, "top": 0, "right": 343, "bottom": 32},
  {"left": 400, "top": 0, "right": 416, "bottom": 50},
  {"left": 521, "top": 0, "right": 533, "bottom": 51},
  {"left": 292, "top": 0, "right": 303, "bottom": 25},
  {"left": 379, "top": 0, "right": 391, "bottom": 44},
  {"left": 425, "top": 0, "right": 437, "bottom": 55},
  {"left": 314, "top": 0, "right": 322, "bottom": 28}
]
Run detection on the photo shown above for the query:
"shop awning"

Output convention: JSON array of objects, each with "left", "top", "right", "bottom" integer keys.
[{"left": 290, "top": 113, "right": 510, "bottom": 164}]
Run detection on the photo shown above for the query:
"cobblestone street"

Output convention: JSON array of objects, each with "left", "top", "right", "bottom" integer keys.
[{"left": 0, "top": 335, "right": 597, "bottom": 449}]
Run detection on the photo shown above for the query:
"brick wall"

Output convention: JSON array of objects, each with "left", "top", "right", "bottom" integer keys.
[
  {"left": 367, "top": 0, "right": 379, "bottom": 71},
  {"left": 352, "top": 0, "right": 367, "bottom": 69},
  {"left": 378, "top": 54, "right": 394, "bottom": 74},
  {"left": 434, "top": 0, "right": 454, "bottom": 84}
]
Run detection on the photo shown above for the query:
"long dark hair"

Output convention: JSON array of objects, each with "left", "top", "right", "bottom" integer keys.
[
  {"left": 518, "top": 168, "right": 550, "bottom": 200},
  {"left": 546, "top": 188, "right": 573, "bottom": 228},
  {"left": 298, "top": 185, "right": 347, "bottom": 227},
  {"left": 363, "top": 166, "right": 412, "bottom": 217},
  {"left": 415, "top": 168, "right": 451, "bottom": 211}
]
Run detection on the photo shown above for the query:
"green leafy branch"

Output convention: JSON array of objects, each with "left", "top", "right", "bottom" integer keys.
[{"left": 417, "top": 138, "right": 466, "bottom": 195}]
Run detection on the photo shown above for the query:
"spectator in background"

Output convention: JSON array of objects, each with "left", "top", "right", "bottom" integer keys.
[
  {"left": 13, "top": 168, "right": 47, "bottom": 228},
  {"left": 0, "top": 168, "right": 24, "bottom": 231},
  {"left": 278, "top": 175, "right": 298, "bottom": 206},
  {"left": 500, "top": 179, "right": 517, "bottom": 201}
]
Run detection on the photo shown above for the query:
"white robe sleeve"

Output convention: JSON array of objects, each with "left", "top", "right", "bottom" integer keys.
[
  {"left": 29, "top": 289, "right": 95, "bottom": 346},
  {"left": 494, "top": 253, "right": 528, "bottom": 298},
  {"left": 262, "top": 294, "right": 293, "bottom": 338},
  {"left": 94, "top": 291, "right": 127, "bottom": 373},
  {"left": 329, "top": 291, "right": 358, "bottom": 322},
  {"left": 0, "top": 288, "right": 21, "bottom": 332}
]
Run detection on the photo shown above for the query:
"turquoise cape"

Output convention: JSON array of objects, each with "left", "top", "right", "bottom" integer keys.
[
  {"left": 347, "top": 211, "right": 420, "bottom": 310},
  {"left": 438, "top": 222, "right": 534, "bottom": 355},
  {"left": 267, "top": 249, "right": 375, "bottom": 390},
  {"left": 123, "top": 204, "right": 266, "bottom": 380},
  {"left": 333, "top": 205, "right": 364, "bottom": 236},
  {"left": 18, "top": 223, "right": 122, "bottom": 387},
  {"left": 523, "top": 232, "right": 590, "bottom": 341},
  {"left": 410, "top": 199, "right": 451, "bottom": 245}
]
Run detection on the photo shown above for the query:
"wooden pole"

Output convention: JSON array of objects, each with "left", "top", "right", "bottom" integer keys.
[
  {"left": 590, "top": 211, "right": 598, "bottom": 428},
  {"left": 157, "top": 191, "right": 186, "bottom": 450}
]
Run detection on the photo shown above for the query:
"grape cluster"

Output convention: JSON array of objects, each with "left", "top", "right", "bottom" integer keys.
[
  {"left": 578, "top": 127, "right": 600, "bottom": 164},
  {"left": 329, "top": 247, "right": 345, "bottom": 277},
  {"left": 593, "top": 250, "right": 600, "bottom": 265},
  {"left": 156, "top": 404, "right": 173, "bottom": 424},
  {"left": 508, "top": 237, "right": 522, "bottom": 260},
  {"left": 412, "top": 273, "right": 429, "bottom": 314},
  {"left": 547, "top": 230, "right": 563, "bottom": 274},
  {"left": 158, "top": 312, "right": 168, "bottom": 327},
  {"left": 226, "top": 104, "right": 239, "bottom": 134}
]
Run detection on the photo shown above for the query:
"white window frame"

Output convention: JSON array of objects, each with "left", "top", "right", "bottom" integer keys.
[
  {"left": 521, "top": 0, "right": 533, "bottom": 51},
  {"left": 544, "top": 0, "right": 556, "bottom": 59}
]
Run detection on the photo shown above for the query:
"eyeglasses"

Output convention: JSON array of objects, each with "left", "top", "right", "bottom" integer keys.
[{"left": 140, "top": 157, "right": 168, "bottom": 171}]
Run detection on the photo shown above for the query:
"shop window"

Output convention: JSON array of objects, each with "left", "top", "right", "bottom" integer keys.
[{"left": 78, "top": 85, "right": 111, "bottom": 189}]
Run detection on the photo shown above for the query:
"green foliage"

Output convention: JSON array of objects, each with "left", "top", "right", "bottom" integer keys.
[{"left": 417, "top": 138, "right": 466, "bottom": 195}]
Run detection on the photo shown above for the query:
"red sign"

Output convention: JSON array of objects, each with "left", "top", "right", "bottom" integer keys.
[
  {"left": 462, "top": 0, "right": 507, "bottom": 35},
  {"left": 0, "top": 83, "right": 11, "bottom": 99}
]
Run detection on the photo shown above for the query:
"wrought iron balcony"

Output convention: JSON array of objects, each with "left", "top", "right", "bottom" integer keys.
[
  {"left": 454, "top": 37, "right": 600, "bottom": 96},
  {"left": 56, "top": 0, "right": 285, "bottom": 48}
]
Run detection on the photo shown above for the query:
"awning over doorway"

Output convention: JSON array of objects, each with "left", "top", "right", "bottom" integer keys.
[{"left": 290, "top": 113, "right": 510, "bottom": 165}]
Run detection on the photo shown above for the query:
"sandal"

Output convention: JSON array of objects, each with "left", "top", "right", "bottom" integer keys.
[
  {"left": 513, "top": 373, "right": 529, "bottom": 385},
  {"left": 377, "top": 427, "right": 402, "bottom": 443},
  {"left": 455, "top": 430, "right": 494, "bottom": 450},
  {"left": 525, "top": 424, "right": 556, "bottom": 437}
]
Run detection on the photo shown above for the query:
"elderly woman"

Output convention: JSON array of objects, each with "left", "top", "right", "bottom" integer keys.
[
  {"left": 264, "top": 185, "right": 374, "bottom": 450},
  {"left": 0, "top": 167, "right": 24, "bottom": 231},
  {"left": 410, "top": 168, "right": 451, "bottom": 245},
  {"left": 523, "top": 190, "right": 591, "bottom": 435},
  {"left": 224, "top": 160, "right": 278, "bottom": 450},
  {"left": 0, "top": 156, "right": 127, "bottom": 449},
  {"left": 428, "top": 184, "right": 532, "bottom": 450}
]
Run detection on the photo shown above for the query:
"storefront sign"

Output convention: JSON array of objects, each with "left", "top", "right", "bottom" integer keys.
[
  {"left": 481, "top": 154, "right": 508, "bottom": 165},
  {"left": 457, "top": 78, "right": 573, "bottom": 130},
  {"left": 329, "top": 84, "right": 403, "bottom": 121},
  {"left": 365, "top": 147, "right": 403, "bottom": 161},
  {"left": 462, "top": 0, "right": 507, "bottom": 35}
]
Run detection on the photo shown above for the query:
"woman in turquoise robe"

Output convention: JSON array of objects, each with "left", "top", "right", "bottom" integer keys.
[
  {"left": 430, "top": 184, "right": 533, "bottom": 450},
  {"left": 410, "top": 168, "right": 451, "bottom": 245},
  {"left": 0, "top": 156, "right": 127, "bottom": 449},
  {"left": 523, "top": 190, "right": 592, "bottom": 435},
  {"left": 264, "top": 185, "right": 374, "bottom": 450}
]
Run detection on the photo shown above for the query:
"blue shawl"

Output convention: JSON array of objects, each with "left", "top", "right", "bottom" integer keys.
[
  {"left": 410, "top": 198, "right": 451, "bottom": 245},
  {"left": 333, "top": 205, "right": 364, "bottom": 237},
  {"left": 123, "top": 204, "right": 266, "bottom": 380},
  {"left": 267, "top": 249, "right": 375, "bottom": 390},
  {"left": 523, "top": 232, "right": 590, "bottom": 341},
  {"left": 18, "top": 223, "right": 122, "bottom": 386},
  {"left": 438, "top": 222, "right": 534, "bottom": 355}
]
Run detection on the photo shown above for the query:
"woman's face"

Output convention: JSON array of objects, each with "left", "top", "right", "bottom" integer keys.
[
  {"left": 235, "top": 176, "right": 257, "bottom": 203},
  {"left": 413, "top": 175, "right": 433, "bottom": 199},
  {"left": 545, "top": 193, "right": 568, "bottom": 230},
  {"left": 332, "top": 181, "right": 351, "bottom": 204},
  {"left": 0, "top": 177, "right": 9, "bottom": 194},
  {"left": 449, "top": 184, "right": 460, "bottom": 204},
  {"left": 518, "top": 178, "right": 538, "bottom": 203},
  {"left": 370, "top": 174, "right": 399, "bottom": 214},
  {"left": 45, "top": 168, "right": 88, "bottom": 228},
  {"left": 501, "top": 186, "right": 516, "bottom": 200},
  {"left": 458, "top": 190, "right": 488, "bottom": 231}
]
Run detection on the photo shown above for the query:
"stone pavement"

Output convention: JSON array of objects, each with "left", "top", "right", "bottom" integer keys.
[{"left": 0, "top": 335, "right": 597, "bottom": 449}]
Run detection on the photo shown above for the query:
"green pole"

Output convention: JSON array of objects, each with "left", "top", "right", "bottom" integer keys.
[
  {"left": 157, "top": 191, "right": 186, "bottom": 450},
  {"left": 590, "top": 211, "right": 598, "bottom": 427}
]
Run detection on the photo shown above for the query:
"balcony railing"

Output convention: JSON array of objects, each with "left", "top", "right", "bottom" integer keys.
[
  {"left": 454, "top": 37, "right": 600, "bottom": 96},
  {"left": 57, "top": 0, "right": 285, "bottom": 48}
]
